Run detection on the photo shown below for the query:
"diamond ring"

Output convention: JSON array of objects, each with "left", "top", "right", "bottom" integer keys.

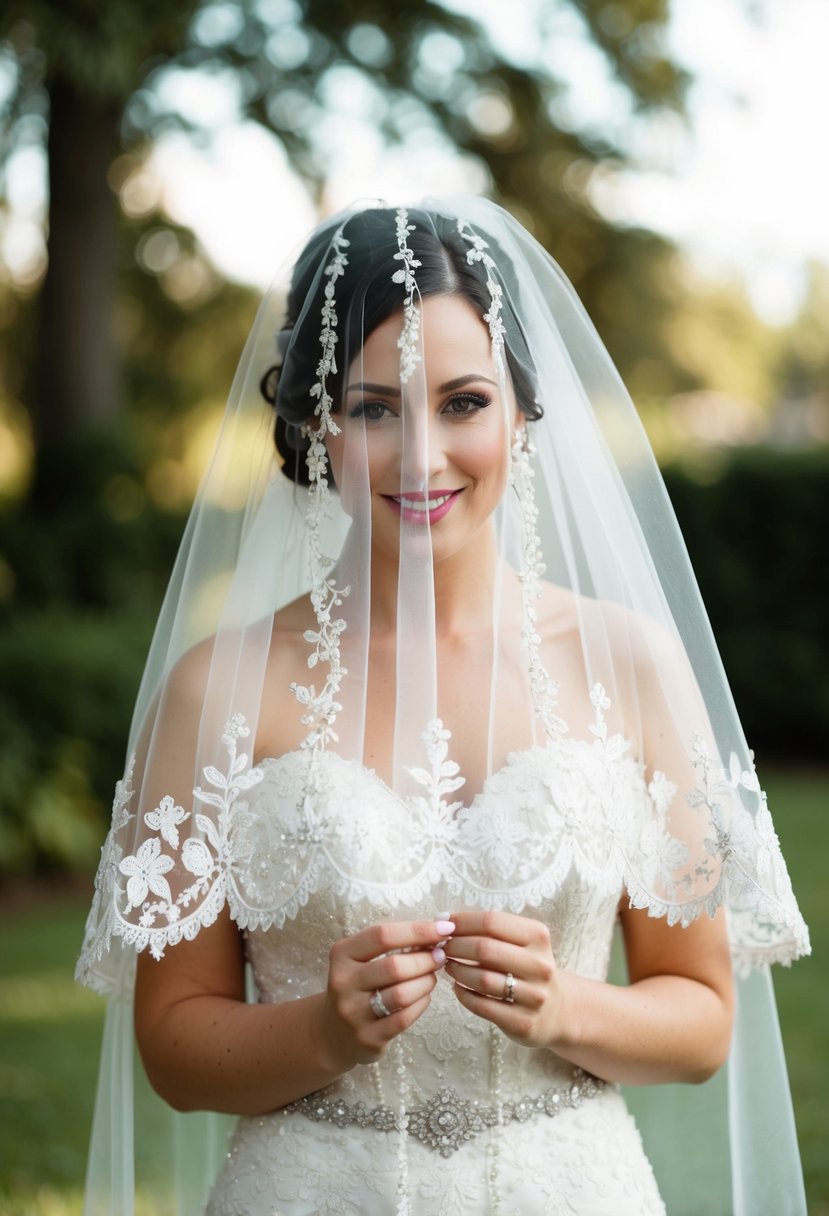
[
  {"left": 370, "top": 989, "right": 392, "bottom": 1018},
  {"left": 504, "top": 972, "right": 516, "bottom": 1003}
]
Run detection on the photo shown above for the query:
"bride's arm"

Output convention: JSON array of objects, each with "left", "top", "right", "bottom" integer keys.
[
  {"left": 135, "top": 913, "right": 340, "bottom": 1114},
  {"left": 135, "top": 911, "right": 448, "bottom": 1114}
]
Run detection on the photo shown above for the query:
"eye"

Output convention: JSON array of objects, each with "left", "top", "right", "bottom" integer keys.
[
  {"left": 443, "top": 392, "right": 491, "bottom": 417},
  {"left": 348, "top": 400, "right": 394, "bottom": 422}
]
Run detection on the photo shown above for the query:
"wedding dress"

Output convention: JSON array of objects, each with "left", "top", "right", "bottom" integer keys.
[{"left": 205, "top": 711, "right": 667, "bottom": 1215}]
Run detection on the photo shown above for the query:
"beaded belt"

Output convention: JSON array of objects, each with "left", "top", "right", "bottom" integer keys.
[{"left": 284, "top": 1068, "right": 605, "bottom": 1157}]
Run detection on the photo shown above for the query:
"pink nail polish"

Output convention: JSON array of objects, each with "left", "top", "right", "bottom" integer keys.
[
  {"left": 435, "top": 920, "right": 455, "bottom": 936},
  {"left": 432, "top": 946, "right": 446, "bottom": 965}
]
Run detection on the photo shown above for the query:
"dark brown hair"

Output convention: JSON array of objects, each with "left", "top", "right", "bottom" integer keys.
[{"left": 261, "top": 207, "right": 540, "bottom": 484}]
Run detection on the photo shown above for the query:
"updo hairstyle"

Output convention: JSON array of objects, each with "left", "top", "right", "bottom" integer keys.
[{"left": 260, "top": 207, "right": 541, "bottom": 485}]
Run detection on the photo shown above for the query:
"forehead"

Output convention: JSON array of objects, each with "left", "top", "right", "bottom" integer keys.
[{"left": 351, "top": 295, "right": 494, "bottom": 378}]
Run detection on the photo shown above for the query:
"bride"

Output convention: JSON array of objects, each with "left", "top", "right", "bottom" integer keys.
[{"left": 77, "top": 199, "right": 809, "bottom": 1215}]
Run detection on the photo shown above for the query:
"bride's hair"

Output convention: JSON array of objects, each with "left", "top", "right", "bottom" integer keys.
[{"left": 260, "top": 206, "right": 542, "bottom": 485}]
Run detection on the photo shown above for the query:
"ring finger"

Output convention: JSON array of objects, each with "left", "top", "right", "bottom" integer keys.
[
  {"left": 445, "top": 960, "right": 518, "bottom": 1002},
  {"left": 371, "top": 972, "right": 438, "bottom": 1018}
]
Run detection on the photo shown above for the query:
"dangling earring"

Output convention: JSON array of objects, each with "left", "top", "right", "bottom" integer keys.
[{"left": 510, "top": 425, "right": 565, "bottom": 739}]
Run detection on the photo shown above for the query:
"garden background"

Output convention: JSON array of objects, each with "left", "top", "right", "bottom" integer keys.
[{"left": 1, "top": 0, "right": 827, "bottom": 1211}]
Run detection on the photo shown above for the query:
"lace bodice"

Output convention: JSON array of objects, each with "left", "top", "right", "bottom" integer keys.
[
  {"left": 206, "top": 720, "right": 670, "bottom": 1215},
  {"left": 240, "top": 716, "right": 640, "bottom": 1114}
]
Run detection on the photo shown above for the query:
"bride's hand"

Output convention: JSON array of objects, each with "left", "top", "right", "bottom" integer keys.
[
  {"left": 319, "top": 917, "right": 453, "bottom": 1071},
  {"left": 445, "top": 910, "right": 567, "bottom": 1050}
]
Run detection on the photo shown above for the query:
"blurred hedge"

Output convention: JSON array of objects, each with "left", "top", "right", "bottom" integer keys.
[
  {"left": 0, "top": 442, "right": 826, "bottom": 877},
  {"left": 662, "top": 446, "right": 829, "bottom": 761},
  {"left": 0, "top": 431, "right": 183, "bottom": 875}
]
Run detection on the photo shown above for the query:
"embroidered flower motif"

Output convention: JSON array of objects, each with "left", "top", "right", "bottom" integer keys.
[
  {"left": 222, "top": 713, "right": 250, "bottom": 745},
  {"left": 144, "top": 795, "right": 188, "bottom": 848},
  {"left": 119, "top": 837, "right": 174, "bottom": 913},
  {"left": 93, "top": 716, "right": 266, "bottom": 959},
  {"left": 647, "top": 770, "right": 677, "bottom": 818},
  {"left": 393, "top": 208, "right": 422, "bottom": 383},
  {"left": 460, "top": 800, "right": 534, "bottom": 880},
  {"left": 637, "top": 817, "right": 690, "bottom": 898},
  {"left": 408, "top": 719, "right": 466, "bottom": 820}
]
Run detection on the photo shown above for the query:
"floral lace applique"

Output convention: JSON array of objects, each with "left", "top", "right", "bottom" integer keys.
[
  {"left": 77, "top": 716, "right": 263, "bottom": 978},
  {"left": 78, "top": 686, "right": 809, "bottom": 991}
]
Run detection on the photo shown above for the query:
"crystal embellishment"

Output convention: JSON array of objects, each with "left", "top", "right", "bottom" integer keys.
[
  {"left": 407, "top": 1088, "right": 494, "bottom": 1157},
  {"left": 283, "top": 1069, "right": 605, "bottom": 1157}
]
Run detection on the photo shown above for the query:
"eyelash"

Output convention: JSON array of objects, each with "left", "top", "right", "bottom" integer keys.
[
  {"left": 348, "top": 392, "right": 491, "bottom": 422},
  {"left": 444, "top": 392, "right": 491, "bottom": 417}
]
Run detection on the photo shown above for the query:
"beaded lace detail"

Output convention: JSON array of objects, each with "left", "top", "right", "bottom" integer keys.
[
  {"left": 291, "top": 221, "right": 352, "bottom": 754},
  {"left": 392, "top": 208, "right": 422, "bottom": 384},
  {"left": 511, "top": 428, "right": 568, "bottom": 740},
  {"left": 456, "top": 219, "right": 506, "bottom": 371},
  {"left": 77, "top": 692, "right": 809, "bottom": 987}
]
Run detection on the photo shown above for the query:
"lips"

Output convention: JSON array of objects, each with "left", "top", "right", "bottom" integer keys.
[{"left": 383, "top": 489, "right": 462, "bottom": 525}]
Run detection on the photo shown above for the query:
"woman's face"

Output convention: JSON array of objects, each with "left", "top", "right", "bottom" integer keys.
[{"left": 327, "top": 293, "right": 516, "bottom": 566}]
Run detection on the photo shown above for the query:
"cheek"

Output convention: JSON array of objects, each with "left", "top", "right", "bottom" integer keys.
[
  {"left": 456, "top": 424, "right": 510, "bottom": 485},
  {"left": 326, "top": 430, "right": 395, "bottom": 511}
]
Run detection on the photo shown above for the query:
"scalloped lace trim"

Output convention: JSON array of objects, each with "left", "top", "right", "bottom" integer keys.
[{"left": 76, "top": 686, "right": 810, "bottom": 992}]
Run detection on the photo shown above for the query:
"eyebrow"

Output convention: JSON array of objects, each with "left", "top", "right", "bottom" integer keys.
[{"left": 346, "top": 374, "right": 498, "bottom": 395}]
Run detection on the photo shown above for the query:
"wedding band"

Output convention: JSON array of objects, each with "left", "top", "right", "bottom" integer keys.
[
  {"left": 370, "top": 989, "right": 392, "bottom": 1018},
  {"left": 504, "top": 972, "right": 515, "bottom": 1003}
]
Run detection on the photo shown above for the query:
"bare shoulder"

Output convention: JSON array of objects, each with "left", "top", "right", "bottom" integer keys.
[
  {"left": 533, "top": 581, "right": 693, "bottom": 744},
  {"left": 535, "top": 580, "right": 681, "bottom": 668},
  {"left": 154, "top": 595, "right": 315, "bottom": 752}
]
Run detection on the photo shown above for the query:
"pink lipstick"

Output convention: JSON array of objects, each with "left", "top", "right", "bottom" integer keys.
[{"left": 384, "top": 490, "right": 461, "bottom": 525}]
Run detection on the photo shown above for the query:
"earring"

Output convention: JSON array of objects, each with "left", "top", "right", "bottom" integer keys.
[{"left": 510, "top": 426, "right": 565, "bottom": 739}]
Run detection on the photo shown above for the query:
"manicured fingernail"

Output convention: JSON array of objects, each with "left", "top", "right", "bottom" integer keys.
[
  {"left": 437, "top": 910, "right": 451, "bottom": 919},
  {"left": 435, "top": 920, "right": 455, "bottom": 936},
  {"left": 432, "top": 946, "right": 446, "bottom": 965}
]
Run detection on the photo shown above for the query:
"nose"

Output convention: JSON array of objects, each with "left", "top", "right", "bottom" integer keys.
[{"left": 399, "top": 399, "right": 448, "bottom": 490}]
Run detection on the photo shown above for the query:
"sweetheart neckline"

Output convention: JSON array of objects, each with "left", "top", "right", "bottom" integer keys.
[{"left": 253, "top": 726, "right": 640, "bottom": 816}]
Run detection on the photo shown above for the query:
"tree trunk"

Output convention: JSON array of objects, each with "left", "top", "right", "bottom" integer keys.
[{"left": 34, "top": 72, "right": 121, "bottom": 450}]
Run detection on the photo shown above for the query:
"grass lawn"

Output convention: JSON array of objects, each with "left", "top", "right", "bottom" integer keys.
[
  {"left": 0, "top": 768, "right": 826, "bottom": 1214},
  {"left": 765, "top": 769, "right": 829, "bottom": 1216}
]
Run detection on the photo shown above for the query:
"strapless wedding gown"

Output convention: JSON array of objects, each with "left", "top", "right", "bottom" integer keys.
[{"left": 205, "top": 717, "right": 666, "bottom": 1215}]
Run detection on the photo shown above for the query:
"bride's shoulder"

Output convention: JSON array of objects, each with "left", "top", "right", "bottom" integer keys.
[
  {"left": 535, "top": 580, "right": 681, "bottom": 668},
  {"left": 160, "top": 595, "right": 315, "bottom": 706}
]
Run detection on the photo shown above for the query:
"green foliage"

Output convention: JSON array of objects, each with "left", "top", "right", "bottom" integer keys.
[
  {"left": 2, "top": 427, "right": 184, "bottom": 605},
  {"left": 0, "top": 427, "right": 184, "bottom": 874},
  {"left": 0, "top": 605, "right": 154, "bottom": 872},
  {"left": 0, "top": 0, "right": 700, "bottom": 418},
  {"left": 663, "top": 446, "right": 829, "bottom": 760},
  {"left": 766, "top": 768, "right": 829, "bottom": 1206},
  {"left": 0, "top": 900, "right": 104, "bottom": 1204},
  {"left": 2, "top": 0, "right": 198, "bottom": 100}
]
